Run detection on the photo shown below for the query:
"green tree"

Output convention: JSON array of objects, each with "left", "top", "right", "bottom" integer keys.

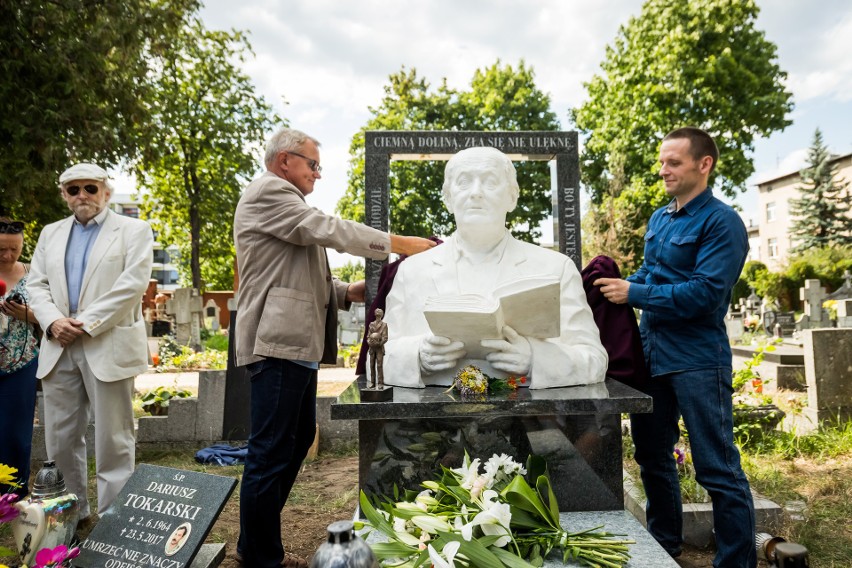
[
  {"left": 133, "top": 19, "right": 278, "bottom": 291},
  {"left": 336, "top": 62, "right": 559, "bottom": 242},
  {"left": 0, "top": 0, "right": 199, "bottom": 252},
  {"left": 571, "top": 0, "right": 792, "bottom": 272},
  {"left": 332, "top": 261, "right": 365, "bottom": 283},
  {"left": 788, "top": 129, "right": 852, "bottom": 253}
]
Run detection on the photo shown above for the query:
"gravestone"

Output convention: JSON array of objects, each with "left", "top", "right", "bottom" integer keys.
[
  {"left": 798, "top": 279, "right": 829, "bottom": 329},
  {"left": 72, "top": 464, "right": 236, "bottom": 568},
  {"left": 725, "top": 312, "right": 744, "bottom": 341},
  {"left": 801, "top": 328, "right": 852, "bottom": 431},
  {"left": 167, "top": 288, "right": 204, "bottom": 348},
  {"left": 144, "top": 307, "right": 155, "bottom": 337},
  {"left": 204, "top": 299, "right": 221, "bottom": 332},
  {"left": 222, "top": 297, "right": 251, "bottom": 440},
  {"left": 151, "top": 320, "right": 172, "bottom": 338},
  {"left": 745, "top": 287, "right": 761, "bottom": 317},
  {"left": 826, "top": 269, "right": 852, "bottom": 301},
  {"left": 332, "top": 379, "right": 652, "bottom": 513},
  {"left": 363, "top": 131, "right": 579, "bottom": 306},
  {"left": 763, "top": 311, "right": 796, "bottom": 337},
  {"left": 338, "top": 303, "right": 364, "bottom": 346},
  {"left": 837, "top": 298, "right": 852, "bottom": 328}
]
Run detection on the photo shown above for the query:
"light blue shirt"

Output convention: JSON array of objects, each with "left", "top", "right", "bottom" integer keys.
[{"left": 65, "top": 208, "right": 109, "bottom": 313}]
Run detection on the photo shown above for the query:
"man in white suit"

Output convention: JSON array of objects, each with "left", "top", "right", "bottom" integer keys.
[
  {"left": 383, "top": 147, "right": 608, "bottom": 389},
  {"left": 28, "top": 163, "right": 153, "bottom": 527}
]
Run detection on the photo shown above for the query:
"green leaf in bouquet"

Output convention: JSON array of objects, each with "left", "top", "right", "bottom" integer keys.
[
  {"left": 525, "top": 454, "right": 548, "bottom": 482},
  {"left": 534, "top": 474, "right": 561, "bottom": 528},
  {"left": 500, "top": 475, "right": 558, "bottom": 530},
  {"left": 360, "top": 490, "right": 396, "bottom": 536},
  {"left": 490, "top": 545, "right": 539, "bottom": 568},
  {"left": 370, "top": 540, "right": 422, "bottom": 561},
  {"left": 506, "top": 507, "right": 546, "bottom": 530},
  {"left": 435, "top": 531, "right": 513, "bottom": 568}
]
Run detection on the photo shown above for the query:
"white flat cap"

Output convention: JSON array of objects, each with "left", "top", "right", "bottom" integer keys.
[{"left": 59, "top": 163, "right": 109, "bottom": 184}]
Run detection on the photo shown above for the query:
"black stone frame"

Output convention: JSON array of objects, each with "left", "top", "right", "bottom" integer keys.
[{"left": 363, "top": 130, "right": 581, "bottom": 306}]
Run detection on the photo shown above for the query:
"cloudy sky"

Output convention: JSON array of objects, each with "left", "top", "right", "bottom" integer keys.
[{"left": 179, "top": 0, "right": 852, "bottom": 262}]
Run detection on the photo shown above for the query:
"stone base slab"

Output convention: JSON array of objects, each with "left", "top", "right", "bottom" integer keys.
[{"left": 624, "top": 470, "right": 782, "bottom": 548}]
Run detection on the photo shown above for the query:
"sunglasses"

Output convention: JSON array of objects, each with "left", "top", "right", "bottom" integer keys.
[
  {"left": 0, "top": 221, "right": 25, "bottom": 234},
  {"left": 65, "top": 183, "right": 100, "bottom": 196},
  {"left": 287, "top": 151, "right": 323, "bottom": 174}
]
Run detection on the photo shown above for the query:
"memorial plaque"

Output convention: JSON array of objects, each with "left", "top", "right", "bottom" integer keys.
[{"left": 73, "top": 465, "right": 236, "bottom": 568}]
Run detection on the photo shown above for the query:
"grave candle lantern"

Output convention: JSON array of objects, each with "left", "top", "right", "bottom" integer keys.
[{"left": 12, "top": 460, "right": 80, "bottom": 566}]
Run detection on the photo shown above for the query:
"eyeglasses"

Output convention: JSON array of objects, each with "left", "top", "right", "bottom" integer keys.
[
  {"left": 287, "top": 151, "right": 322, "bottom": 173},
  {"left": 65, "top": 184, "right": 100, "bottom": 196},
  {"left": 0, "top": 221, "right": 24, "bottom": 234}
]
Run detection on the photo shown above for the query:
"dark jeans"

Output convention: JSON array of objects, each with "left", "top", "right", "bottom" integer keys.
[
  {"left": 238, "top": 358, "right": 317, "bottom": 568},
  {"left": 630, "top": 368, "right": 756, "bottom": 568},
  {"left": 0, "top": 359, "right": 38, "bottom": 497}
]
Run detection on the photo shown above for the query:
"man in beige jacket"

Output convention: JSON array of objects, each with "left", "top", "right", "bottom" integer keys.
[
  {"left": 233, "top": 127, "right": 433, "bottom": 568},
  {"left": 28, "top": 163, "right": 153, "bottom": 529}
]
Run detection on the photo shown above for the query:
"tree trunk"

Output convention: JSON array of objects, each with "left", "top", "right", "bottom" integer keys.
[{"left": 189, "top": 169, "right": 202, "bottom": 290}]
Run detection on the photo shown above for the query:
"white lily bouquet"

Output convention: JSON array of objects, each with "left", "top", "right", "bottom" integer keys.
[{"left": 359, "top": 452, "right": 634, "bottom": 567}]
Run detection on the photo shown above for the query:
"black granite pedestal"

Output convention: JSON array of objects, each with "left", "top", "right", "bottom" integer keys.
[{"left": 331, "top": 378, "right": 652, "bottom": 512}]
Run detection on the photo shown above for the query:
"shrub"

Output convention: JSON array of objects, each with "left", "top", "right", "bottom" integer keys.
[
  {"left": 139, "top": 385, "right": 193, "bottom": 415},
  {"left": 204, "top": 332, "right": 229, "bottom": 352}
]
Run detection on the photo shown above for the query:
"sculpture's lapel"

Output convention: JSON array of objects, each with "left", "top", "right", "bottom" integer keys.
[
  {"left": 495, "top": 237, "right": 528, "bottom": 286},
  {"left": 429, "top": 237, "right": 461, "bottom": 297}
]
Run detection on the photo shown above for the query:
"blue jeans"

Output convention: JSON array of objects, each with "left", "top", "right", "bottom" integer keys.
[
  {"left": 0, "top": 359, "right": 38, "bottom": 497},
  {"left": 238, "top": 358, "right": 317, "bottom": 568},
  {"left": 630, "top": 368, "right": 756, "bottom": 568}
]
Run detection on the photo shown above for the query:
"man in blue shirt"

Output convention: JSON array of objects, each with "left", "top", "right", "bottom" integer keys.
[{"left": 595, "top": 127, "right": 754, "bottom": 567}]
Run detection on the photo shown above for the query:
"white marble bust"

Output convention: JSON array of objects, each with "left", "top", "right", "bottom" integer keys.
[{"left": 380, "top": 147, "right": 607, "bottom": 389}]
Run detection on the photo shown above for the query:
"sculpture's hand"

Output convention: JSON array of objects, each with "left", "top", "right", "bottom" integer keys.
[
  {"left": 482, "top": 325, "right": 531, "bottom": 375},
  {"left": 419, "top": 335, "right": 466, "bottom": 373}
]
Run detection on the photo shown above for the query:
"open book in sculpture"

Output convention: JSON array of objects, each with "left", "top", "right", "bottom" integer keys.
[{"left": 423, "top": 276, "right": 561, "bottom": 359}]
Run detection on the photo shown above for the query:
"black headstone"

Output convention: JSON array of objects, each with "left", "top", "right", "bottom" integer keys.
[
  {"left": 223, "top": 309, "right": 251, "bottom": 439},
  {"left": 151, "top": 320, "right": 172, "bottom": 337},
  {"left": 73, "top": 464, "right": 236, "bottom": 568}
]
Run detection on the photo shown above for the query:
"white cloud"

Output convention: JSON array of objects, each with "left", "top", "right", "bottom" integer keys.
[{"left": 753, "top": 148, "right": 810, "bottom": 186}]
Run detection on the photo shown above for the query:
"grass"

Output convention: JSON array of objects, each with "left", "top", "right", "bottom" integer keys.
[
  {"left": 740, "top": 420, "right": 852, "bottom": 566},
  {"left": 624, "top": 418, "right": 852, "bottom": 567}
]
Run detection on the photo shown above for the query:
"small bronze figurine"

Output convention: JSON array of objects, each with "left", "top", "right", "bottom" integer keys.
[
  {"left": 367, "top": 308, "right": 388, "bottom": 388},
  {"left": 361, "top": 308, "right": 393, "bottom": 402}
]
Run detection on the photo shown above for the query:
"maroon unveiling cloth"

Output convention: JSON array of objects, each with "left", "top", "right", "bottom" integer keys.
[
  {"left": 581, "top": 255, "right": 649, "bottom": 387},
  {"left": 356, "top": 249, "right": 647, "bottom": 387}
]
